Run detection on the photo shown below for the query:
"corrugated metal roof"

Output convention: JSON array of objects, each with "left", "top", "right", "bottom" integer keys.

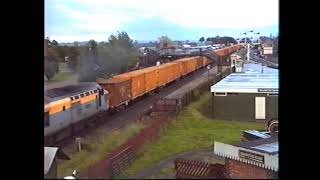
[
  {"left": 234, "top": 137, "right": 278, "bottom": 155},
  {"left": 44, "top": 147, "right": 58, "bottom": 174},
  {"left": 211, "top": 63, "right": 278, "bottom": 93},
  {"left": 244, "top": 130, "right": 271, "bottom": 139},
  {"left": 242, "top": 63, "right": 278, "bottom": 74},
  {"left": 253, "top": 142, "right": 278, "bottom": 153},
  {"left": 44, "top": 147, "right": 70, "bottom": 175}
]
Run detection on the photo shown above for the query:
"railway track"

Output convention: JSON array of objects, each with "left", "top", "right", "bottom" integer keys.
[{"left": 55, "top": 66, "right": 218, "bottom": 156}]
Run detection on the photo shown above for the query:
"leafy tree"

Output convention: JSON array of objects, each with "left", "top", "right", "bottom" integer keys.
[
  {"left": 44, "top": 48, "right": 60, "bottom": 79},
  {"left": 51, "top": 40, "right": 59, "bottom": 47},
  {"left": 199, "top": 37, "right": 205, "bottom": 42},
  {"left": 158, "top": 35, "right": 173, "bottom": 49},
  {"left": 76, "top": 31, "right": 139, "bottom": 82}
]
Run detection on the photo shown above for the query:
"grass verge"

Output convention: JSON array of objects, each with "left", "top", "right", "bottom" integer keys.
[
  {"left": 48, "top": 72, "right": 73, "bottom": 82},
  {"left": 57, "top": 122, "right": 145, "bottom": 178},
  {"left": 118, "top": 92, "right": 265, "bottom": 178}
]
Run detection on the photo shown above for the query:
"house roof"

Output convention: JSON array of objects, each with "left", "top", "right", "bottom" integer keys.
[
  {"left": 214, "top": 137, "right": 278, "bottom": 171},
  {"left": 44, "top": 147, "right": 69, "bottom": 175},
  {"left": 234, "top": 137, "right": 278, "bottom": 155},
  {"left": 211, "top": 63, "right": 278, "bottom": 93}
]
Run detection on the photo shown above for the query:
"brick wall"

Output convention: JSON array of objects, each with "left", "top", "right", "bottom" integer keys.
[{"left": 225, "top": 158, "right": 277, "bottom": 179}]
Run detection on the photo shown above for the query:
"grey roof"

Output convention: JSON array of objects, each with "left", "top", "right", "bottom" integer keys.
[
  {"left": 211, "top": 63, "right": 278, "bottom": 93},
  {"left": 244, "top": 130, "right": 271, "bottom": 139},
  {"left": 234, "top": 137, "right": 278, "bottom": 155},
  {"left": 44, "top": 147, "right": 69, "bottom": 175},
  {"left": 242, "top": 63, "right": 278, "bottom": 74},
  {"left": 45, "top": 83, "right": 100, "bottom": 104}
]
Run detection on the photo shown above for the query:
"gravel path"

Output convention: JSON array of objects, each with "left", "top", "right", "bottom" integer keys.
[{"left": 128, "top": 147, "right": 225, "bottom": 179}]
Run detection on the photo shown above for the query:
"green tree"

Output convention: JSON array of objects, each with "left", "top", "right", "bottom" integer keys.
[
  {"left": 199, "top": 37, "right": 205, "bottom": 42},
  {"left": 51, "top": 40, "right": 59, "bottom": 47},
  {"left": 158, "top": 35, "right": 173, "bottom": 48},
  {"left": 76, "top": 31, "right": 139, "bottom": 82},
  {"left": 44, "top": 48, "right": 60, "bottom": 79}
]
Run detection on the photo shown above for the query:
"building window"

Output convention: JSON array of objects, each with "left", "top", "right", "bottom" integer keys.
[
  {"left": 62, "top": 106, "right": 66, "bottom": 111},
  {"left": 94, "top": 90, "right": 98, "bottom": 93},
  {"left": 267, "top": 93, "right": 278, "bottom": 96},
  {"left": 75, "top": 95, "right": 79, "bottom": 100},
  {"left": 85, "top": 92, "right": 90, "bottom": 96},
  {"left": 44, "top": 112, "right": 50, "bottom": 127},
  {"left": 214, "top": 92, "right": 227, "bottom": 96},
  {"left": 227, "top": 93, "right": 239, "bottom": 96},
  {"left": 80, "top": 94, "right": 84, "bottom": 97}
]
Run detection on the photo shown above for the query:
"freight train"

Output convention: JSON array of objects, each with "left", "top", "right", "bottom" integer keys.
[{"left": 44, "top": 45, "right": 242, "bottom": 145}]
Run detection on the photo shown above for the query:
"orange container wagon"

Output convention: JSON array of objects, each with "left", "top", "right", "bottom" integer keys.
[
  {"left": 176, "top": 57, "right": 194, "bottom": 75},
  {"left": 168, "top": 62, "right": 182, "bottom": 80},
  {"left": 97, "top": 78, "right": 132, "bottom": 109},
  {"left": 196, "top": 56, "right": 203, "bottom": 69},
  {"left": 143, "top": 67, "right": 158, "bottom": 93},
  {"left": 113, "top": 69, "right": 146, "bottom": 99},
  {"left": 188, "top": 57, "right": 198, "bottom": 73},
  {"left": 157, "top": 63, "right": 175, "bottom": 86}
]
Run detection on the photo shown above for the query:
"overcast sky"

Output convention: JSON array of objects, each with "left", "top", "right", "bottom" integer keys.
[{"left": 45, "top": 0, "right": 279, "bottom": 43}]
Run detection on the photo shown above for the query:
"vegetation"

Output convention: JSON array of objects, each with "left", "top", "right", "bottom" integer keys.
[
  {"left": 199, "top": 37, "right": 205, "bottom": 43},
  {"left": 57, "top": 122, "right": 145, "bottom": 178},
  {"left": 44, "top": 31, "right": 140, "bottom": 82},
  {"left": 206, "top": 36, "right": 237, "bottom": 45},
  {"left": 47, "top": 72, "right": 73, "bottom": 82},
  {"left": 118, "top": 92, "right": 265, "bottom": 178},
  {"left": 158, "top": 35, "right": 173, "bottom": 48}
]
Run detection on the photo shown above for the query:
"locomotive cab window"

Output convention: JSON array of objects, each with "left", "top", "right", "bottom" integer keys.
[{"left": 44, "top": 112, "right": 49, "bottom": 127}]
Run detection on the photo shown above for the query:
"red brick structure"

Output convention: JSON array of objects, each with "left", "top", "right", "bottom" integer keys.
[
  {"left": 225, "top": 158, "right": 277, "bottom": 179},
  {"left": 214, "top": 137, "right": 278, "bottom": 179}
]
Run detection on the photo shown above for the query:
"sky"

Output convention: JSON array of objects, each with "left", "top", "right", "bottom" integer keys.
[{"left": 45, "top": 0, "right": 279, "bottom": 43}]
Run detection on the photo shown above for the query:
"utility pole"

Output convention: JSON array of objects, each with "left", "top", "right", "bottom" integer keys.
[
  {"left": 207, "top": 64, "right": 211, "bottom": 88},
  {"left": 247, "top": 43, "right": 250, "bottom": 62}
]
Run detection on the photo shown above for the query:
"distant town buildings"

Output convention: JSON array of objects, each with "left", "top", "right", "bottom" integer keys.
[{"left": 261, "top": 43, "right": 273, "bottom": 59}]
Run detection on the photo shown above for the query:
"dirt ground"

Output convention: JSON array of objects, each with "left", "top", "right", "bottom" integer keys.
[{"left": 128, "top": 147, "right": 225, "bottom": 179}]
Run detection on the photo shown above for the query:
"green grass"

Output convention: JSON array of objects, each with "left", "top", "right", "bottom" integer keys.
[
  {"left": 48, "top": 71, "right": 73, "bottom": 82},
  {"left": 118, "top": 92, "right": 265, "bottom": 178},
  {"left": 57, "top": 122, "right": 145, "bottom": 178}
]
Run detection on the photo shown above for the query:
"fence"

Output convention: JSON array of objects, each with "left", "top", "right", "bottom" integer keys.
[
  {"left": 174, "top": 158, "right": 226, "bottom": 179},
  {"left": 78, "top": 67, "right": 232, "bottom": 179}
]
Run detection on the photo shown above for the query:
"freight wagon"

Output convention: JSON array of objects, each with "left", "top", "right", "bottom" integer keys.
[
  {"left": 44, "top": 45, "right": 242, "bottom": 145},
  {"left": 97, "top": 56, "right": 209, "bottom": 112}
]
